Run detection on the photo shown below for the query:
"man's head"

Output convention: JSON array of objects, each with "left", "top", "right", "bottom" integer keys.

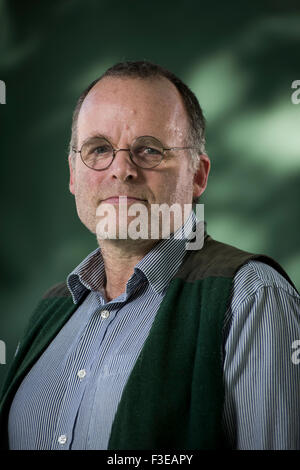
[
  {"left": 68, "top": 60, "right": 210, "bottom": 241},
  {"left": 69, "top": 61, "right": 206, "bottom": 170}
]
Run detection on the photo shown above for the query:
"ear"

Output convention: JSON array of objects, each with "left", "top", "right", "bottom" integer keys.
[
  {"left": 68, "top": 154, "right": 76, "bottom": 195},
  {"left": 192, "top": 154, "right": 210, "bottom": 199}
]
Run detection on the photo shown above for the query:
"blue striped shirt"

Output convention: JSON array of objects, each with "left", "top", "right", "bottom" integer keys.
[{"left": 8, "top": 224, "right": 300, "bottom": 449}]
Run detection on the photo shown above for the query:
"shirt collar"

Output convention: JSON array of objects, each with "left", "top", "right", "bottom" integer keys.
[
  {"left": 67, "top": 248, "right": 106, "bottom": 304},
  {"left": 67, "top": 210, "right": 197, "bottom": 303},
  {"left": 134, "top": 210, "right": 197, "bottom": 294}
]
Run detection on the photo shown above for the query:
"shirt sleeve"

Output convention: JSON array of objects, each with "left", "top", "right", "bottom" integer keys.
[{"left": 222, "top": 260, "right": 300, "bottom": 450}]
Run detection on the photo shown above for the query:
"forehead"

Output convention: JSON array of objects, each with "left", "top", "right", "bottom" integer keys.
[{"left": 77, "top": 76, "right": 190, "bottom": 143}]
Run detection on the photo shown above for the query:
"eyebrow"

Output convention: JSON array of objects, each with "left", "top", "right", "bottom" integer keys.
[
  {"left": 81, "top": 133, "right": 112, "bottom": 146},
  {"left": 80, "top": 133, "right": 168, "bottom": 148}
]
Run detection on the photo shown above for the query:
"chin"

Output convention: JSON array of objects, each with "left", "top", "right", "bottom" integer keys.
[{"left": 77, "top": 212, "right": 97, "bottom": 235}]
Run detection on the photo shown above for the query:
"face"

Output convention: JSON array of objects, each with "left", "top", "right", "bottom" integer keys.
[{"left": 69, "top": 76, "right": 210, "bottom": 243}]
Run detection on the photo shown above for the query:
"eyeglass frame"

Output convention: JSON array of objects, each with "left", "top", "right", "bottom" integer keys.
[{"left": 72, "top": 135, "right": 201, "bottom": 170}]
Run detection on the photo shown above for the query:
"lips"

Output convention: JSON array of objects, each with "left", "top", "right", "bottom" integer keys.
[{"left": 101, "top": 196, "right": 147, "bottom": 204}]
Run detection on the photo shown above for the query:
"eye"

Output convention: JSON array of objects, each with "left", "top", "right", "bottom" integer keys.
[
  {"left": 145, "top": 147, "right": 161, "bottom": 155},
  {"left": 92, "top": 145, "right": 112, "bottom": 156},
  {"left": 137, "top": 146, "right": 162, "bottom": 156}
]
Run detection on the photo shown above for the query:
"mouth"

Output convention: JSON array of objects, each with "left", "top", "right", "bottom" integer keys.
[{"left": 101, "top": 196, "right": 147, "bottom": 204}]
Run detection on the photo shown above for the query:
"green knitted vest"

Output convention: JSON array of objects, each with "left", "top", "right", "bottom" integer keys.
[{"left": 0, "top": 235, "right": 294, "bottom": 450}]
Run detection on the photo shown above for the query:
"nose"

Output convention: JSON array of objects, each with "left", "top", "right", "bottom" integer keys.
[{"left": 109, "top": 149, "right": 139, "bottom": 182}]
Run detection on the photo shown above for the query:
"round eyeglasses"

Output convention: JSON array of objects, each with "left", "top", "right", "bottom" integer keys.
[{"left": 72, "top": 135, "right": 200, "bottom": 170}]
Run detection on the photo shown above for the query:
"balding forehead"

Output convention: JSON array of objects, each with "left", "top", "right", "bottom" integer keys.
[
  {"left": 80, "top": 75, "right": 186, "bottom": 114},
  {"left": 76, "top": 75, "right": 191, "bottom": 147}
]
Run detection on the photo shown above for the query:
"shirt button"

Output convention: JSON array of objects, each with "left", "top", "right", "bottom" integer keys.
[
  {"left": 58, "top": 434, "right": 67, "bottom": 445},
  {"left": 101, "top": 310, "right": 110, "bottom": 319},
  {"left": 77, "top": 369, "right": 86, "bottom": 380}
]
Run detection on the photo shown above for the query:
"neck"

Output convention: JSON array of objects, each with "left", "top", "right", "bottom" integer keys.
[{"left": 98, "top": 238, "right": 158, "bottom": 301}]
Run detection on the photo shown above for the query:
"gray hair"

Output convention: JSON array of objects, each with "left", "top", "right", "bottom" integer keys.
[{"left": 69, "top": 60, "right": 206, "bottom": 171}]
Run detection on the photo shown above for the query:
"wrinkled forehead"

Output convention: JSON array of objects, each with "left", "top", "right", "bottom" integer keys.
[{"left": 77, "top": 76, "right": 190, "bottom": 144}]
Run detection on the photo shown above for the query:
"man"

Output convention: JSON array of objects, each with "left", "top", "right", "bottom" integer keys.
[{"left": 0, "top": 61, "right": 299, "bottom": 450}]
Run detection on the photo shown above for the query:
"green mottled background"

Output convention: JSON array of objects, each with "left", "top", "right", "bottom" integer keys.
[{"left": 1, "top": 0, "right": 300, "bottom": 387}]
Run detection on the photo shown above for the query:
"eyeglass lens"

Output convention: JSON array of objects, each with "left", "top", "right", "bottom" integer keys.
[{"left": 81, "top": 136, "right": 164, "bottom": 169}]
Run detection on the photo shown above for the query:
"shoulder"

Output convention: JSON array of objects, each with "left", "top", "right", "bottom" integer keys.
[
  {"left": 179, "top": 235, "right": 297, "bottom": 291},
  {"left": 225, "top": 260, "right": 300, "bottom": 337},
  {"left": 41, "top": 281, "right": 71, "bottom": 299},
  {"left": 25, "top": 282, "right": 72, "bottom": 332},
  {"left": 232, "top": 260, "right": 299, "bottom": 307}
]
